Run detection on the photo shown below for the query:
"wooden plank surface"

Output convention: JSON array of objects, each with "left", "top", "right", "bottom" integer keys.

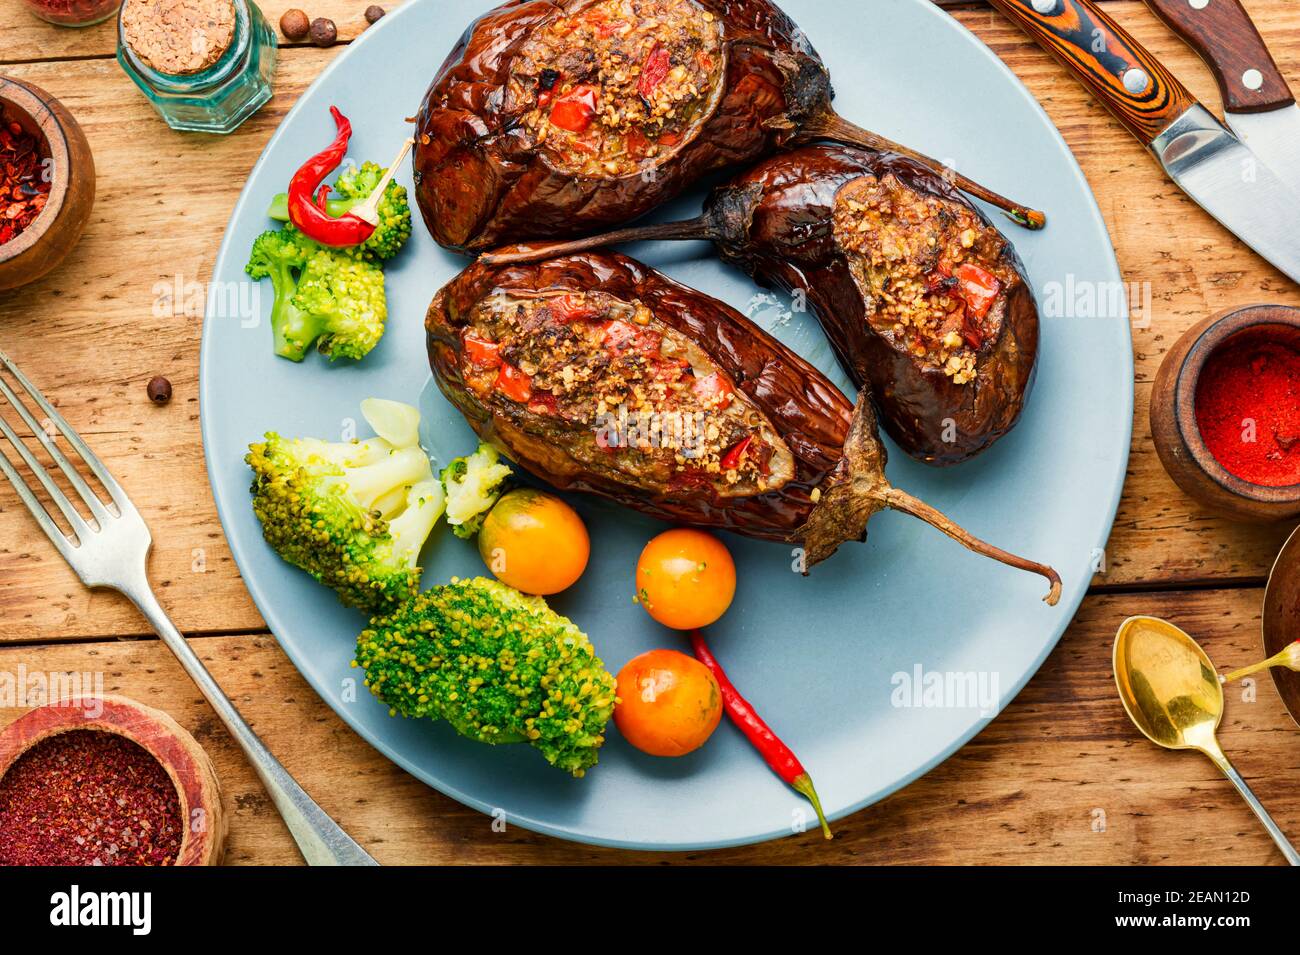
[{"left": 1, "top": 588, "right": 1293, "bottom": 864}]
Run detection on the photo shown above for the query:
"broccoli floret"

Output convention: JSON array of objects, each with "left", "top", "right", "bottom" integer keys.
[
  {"left": 266, "top": 160, "right": 412, "bottom": 262},
  {"left": 440, "top": 443, "right": 512, "bottom": 539},
  {"left": 246, "top": 407, "right": 443, "bottom": 611},
  {"left": 245, "top": 227, "right": 319, "bottom": 361},
  {"left": 354, "top": 577, "right": 618, "bottom": 776},
  {"left": 286, "top": 250, "right": 388, "bottom": 361}
]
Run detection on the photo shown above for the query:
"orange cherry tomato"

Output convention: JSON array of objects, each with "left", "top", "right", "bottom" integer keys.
[
  {"left": 614, "top": 649, "right": 723, "bottom": 757},
  {"left": 635, "top": 528, "right": 736, "bottom": 630},
  {"left": 477, "top": 488, "right": 589, "bottom": 595}
]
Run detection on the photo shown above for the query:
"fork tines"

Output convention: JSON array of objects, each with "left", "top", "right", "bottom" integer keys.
[{"left": 0, "top": 348, "right": 129, "bottom": 551}]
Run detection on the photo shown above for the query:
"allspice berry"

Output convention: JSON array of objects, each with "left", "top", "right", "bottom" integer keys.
[
  {"left": 310, "top": 17, "right": 338, "bottom": 47},
  {"left": 147, "top": 376, "right": 173, "bottom": 405},
  {"left": 279, "top": 8, "right": 309, "bottom": 41},
  {"left": 365, "top": 5, "right": 385, "bottom": 24}
]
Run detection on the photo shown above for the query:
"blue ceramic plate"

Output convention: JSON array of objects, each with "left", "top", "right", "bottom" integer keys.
[{"left": 202, "top": 0, "right": 1132, "bottom": 850}]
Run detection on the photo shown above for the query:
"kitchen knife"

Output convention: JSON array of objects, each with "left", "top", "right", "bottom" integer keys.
[
  {"left": 987, "top": 0, "right": 1300, "bottom": 284},
  {"left": 1145, "top": 0, "right": 1300, "bottom": 186}
]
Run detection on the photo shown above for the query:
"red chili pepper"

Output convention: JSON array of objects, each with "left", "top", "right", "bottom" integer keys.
[
  {"left": 638, "top": 43, "right": 672, "bottom": 100},
  {"left": 953, "top": 262, "right": 1001, "bottom": 321},
  {"left": 495, "top": 362, "right": 533, "bottom": 403},
  {"left": 462, "top": 330, "right": 501, "bottom": 369},
  {"left": 719, "top": 434, "right": 754, "bottom": 471},
  {"left": 549, "top": 85, "right": 599, "bottom": 133},
  {"left": 689, "top": 630, "right": 832, "bottom": 840},
  {"left": 287, "top": 106, "right": 378, "bottom": 248}
]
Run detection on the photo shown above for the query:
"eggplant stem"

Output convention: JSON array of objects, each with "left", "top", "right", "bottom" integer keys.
[
  {"left": 480, "top": 217, "right": 717, "bottom": 265},
  {"left": 799, "top": 110, "right": 1047, "bottom": 230},
  {"left": 881, "top": 487, "right": 1062, "bottom": 605}
]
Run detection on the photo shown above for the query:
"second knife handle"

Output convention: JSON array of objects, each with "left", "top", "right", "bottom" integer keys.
[
  {"left": 988, "top": 0, "right": 1197, "bottom": 145},
  {"left": 1145, "top": 0, "right": 1294, "bottom": 113}
]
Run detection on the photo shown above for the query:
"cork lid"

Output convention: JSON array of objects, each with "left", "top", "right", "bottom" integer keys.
[{"left": 121, "top": 0, "right": 238, "bottom": 76}]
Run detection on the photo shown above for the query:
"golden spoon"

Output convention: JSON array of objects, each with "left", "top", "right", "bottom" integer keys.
[
  {"left": 1221, "top": 641, "right": 1300, "bottom": 685},
  {"left": 1113, "top": 615, "right": 1299, "bottom": 865}
]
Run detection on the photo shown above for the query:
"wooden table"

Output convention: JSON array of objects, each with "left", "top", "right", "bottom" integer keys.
[{"left": 1, "top": 0, "right": 1297, "bottom": 866}]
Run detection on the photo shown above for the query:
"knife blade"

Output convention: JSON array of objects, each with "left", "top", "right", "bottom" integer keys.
[
  {"left": 987, "top": 0, "right": 1300, "bottom": 284},
  {"left": 1145, "top": 0, "right": 1300, "bottom": 187}
]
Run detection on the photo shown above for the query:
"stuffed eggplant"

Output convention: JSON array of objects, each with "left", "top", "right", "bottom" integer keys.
[
  {"left": 414, "top": 0, "right": 1044, "bottom": 253},
  {"left": 484, "top": 145, "right": 1041, "bottom": 465},
  {"left": 426, "top": 250, "right": 1061, "bottom": 602}
]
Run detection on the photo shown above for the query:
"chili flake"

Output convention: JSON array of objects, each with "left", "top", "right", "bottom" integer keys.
[
  {"left": 0, "top": 118, "right": 51, "bottom": 248},
  {"left": 0, "top": 730, "right": 183, "bottom": 866}
]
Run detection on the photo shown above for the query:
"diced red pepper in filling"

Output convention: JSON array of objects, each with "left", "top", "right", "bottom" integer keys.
[
  {"left": 462, "top": 330, "right": 502, "bottom": 369},
  {"left": 495, "top": 363, "right": 533, "bottom": 403},
  {"left": 528, "top": 391, "right": 559, "bottom": 416},
  {"left": 954, "top": 262, "right": 1001, "bottom": 321},
  {"left": 720, "top": 434, "right": 754, "bottom": 471},
  {"left": 549, "top": 293, "right": 600, "bottom": 324},
  {"left": 550, "top": 85, "right": 599, "bottom": 132},
  {"left": 625, "top": 127, "right": 651, "bottom": 157},
  {"left": 691, "top": 372, "right": 733, "bottom": 409},
  {"left": 658, "top": 131, "right": 681, "bottom": 147},
  {"left": 601, "top": 319, "right": 641, "bottom": 354},
  {"left": 638, "top": 43, "right": 672, "bottom": 100}
]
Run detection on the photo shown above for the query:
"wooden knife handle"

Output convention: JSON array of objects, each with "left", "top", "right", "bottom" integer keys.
[
  {"left": 1144, "top": 0, "right": 1293, "bottom": 113},
  {"left": 987, "top": 0, "right": 1197, "bottom": 145}
]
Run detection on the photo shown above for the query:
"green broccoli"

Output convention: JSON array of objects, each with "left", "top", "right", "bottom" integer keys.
[
  {"left": 266, "top": 161, "right": 412, "bottom": 262},
  {"left": 287, "top": 249, "right": 388, "bottom": 361},
  {"left": 354, "top": 577, "right": 618, "bottom": 776},
  {"left": 440, "top": 443, "right": 513, "bottom": 539},
  {"left": 245, "top": 227, "right": 387, "bottom": 362},
  {"left": 245, "top": 227, "right": 317, "bottom": 360},
  {"left": 246, "top": 401, "right": 443, "bottom": 612}
]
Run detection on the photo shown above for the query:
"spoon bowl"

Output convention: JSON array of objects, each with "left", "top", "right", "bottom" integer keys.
[
  {"left": 1114, "top": 615, "right": 1224, "bottom": 752},
  {"left": 1113, "top": 615, "right": 1299, "bottom": 865}
]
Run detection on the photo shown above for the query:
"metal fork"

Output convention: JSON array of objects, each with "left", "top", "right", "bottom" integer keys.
[{"left": 0, "top": 349, "right": 376, "bottom": 866}]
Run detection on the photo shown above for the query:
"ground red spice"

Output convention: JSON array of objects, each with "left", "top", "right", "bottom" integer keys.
[
  {"left": 0, "top": 730, "right": 183, "bottom": 866},
  {"left": 0, "top": 118, "right": 51, "bottom": 247},
  {"left": 1195, "top": 340, "right": 1300, "bottom": 488}
]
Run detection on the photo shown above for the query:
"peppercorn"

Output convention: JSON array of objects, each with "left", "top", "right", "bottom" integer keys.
[
  {"left": 147, "top": 376, "right": 172, "bottom": 405},
  {"left": 279, "top": 8, "right": 310, "bottom": 41},
  {"left": 365, "top": 5, "right": 385, "bottom": 24},
  {"left": 310, "top": 17, "right": 338, "bottom": 47}
]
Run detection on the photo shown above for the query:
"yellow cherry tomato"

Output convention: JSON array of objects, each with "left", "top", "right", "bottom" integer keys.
[
  {"left": 477, "top": 488, "right": 590, "bottom": 595},
  {"left": 614, "top": 649, "right": 723, "bottom": 757},
  {"left": 635, "top": 528, "right": 736, "bottom": 630}
]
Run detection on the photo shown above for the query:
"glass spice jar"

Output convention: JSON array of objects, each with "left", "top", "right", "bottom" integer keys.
[
  {"left": 21, "top": 0, "right": 123, "bottom": 27},
  {"left": 116, "top": 0, "right": 276, "bottom": 135}
]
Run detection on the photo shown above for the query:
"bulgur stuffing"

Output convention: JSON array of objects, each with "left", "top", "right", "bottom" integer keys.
[
  {"left": 509, "top": 0, "right": 723, "bottom": 177},
  {"left": 833, "top": 173, "right": 1012, "bottom": 385},
  {"left": 459, "top": 289, "right": 795, "bottom": 496}
]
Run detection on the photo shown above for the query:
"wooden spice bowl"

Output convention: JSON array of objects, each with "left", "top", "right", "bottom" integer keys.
[
  {"left": 0, "top": 76, "right": 95, "bottom": 292},
  {"left": 0, "top": 695, "right": 225, "bottom": 865},
  {"left": 1263, "top": 524, "right": 1300, "bottom": 730},
  {"left": 1150, "top": 305, "right": 1300, "bottom": 522}
]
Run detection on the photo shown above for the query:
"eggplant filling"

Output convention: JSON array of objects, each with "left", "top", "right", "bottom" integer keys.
[
  {"left": 509, "top": 0, "right": 724, "bottom": 178},
  {"left": 832, "top": 174, "right": 1013, "bottom": 385},
  {"left": 460, "top": 290, "right": 795, "bottom": 496}
]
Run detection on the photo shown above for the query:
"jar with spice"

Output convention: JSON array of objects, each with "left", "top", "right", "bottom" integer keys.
[
  {"left": 116, "top": 0, "right": 276, "bottom": 134},
  {"left": 21, "top": 0, "right": 123, "bottom": 27}
]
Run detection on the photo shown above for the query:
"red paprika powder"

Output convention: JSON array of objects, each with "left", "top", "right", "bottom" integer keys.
[
  {"left": 1194, "top": 339, "right": 1300, "bottom": 488},
  {"left": 0, "top": 730, "right": 183, "bottom": 866}
]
